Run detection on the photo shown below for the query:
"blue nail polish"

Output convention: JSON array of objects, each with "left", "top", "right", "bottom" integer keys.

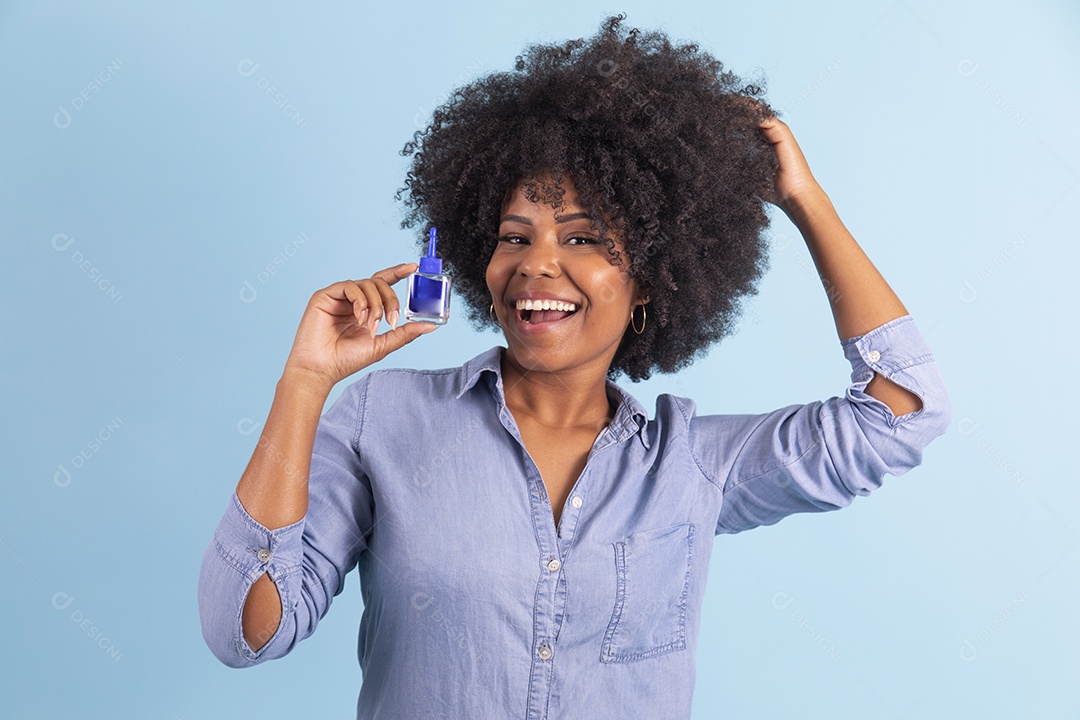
[{"left": 406, "top": 227, "right": 452, "bottom": 325}]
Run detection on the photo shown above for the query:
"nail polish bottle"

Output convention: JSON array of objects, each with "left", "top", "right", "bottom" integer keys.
[{"left": 406, "top": 227, "right": 452, "bottom": 324}]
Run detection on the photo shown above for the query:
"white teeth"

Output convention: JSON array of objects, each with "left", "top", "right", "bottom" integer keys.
[{"left": 515, "top": 299, "right": 577, "bottom": 312}]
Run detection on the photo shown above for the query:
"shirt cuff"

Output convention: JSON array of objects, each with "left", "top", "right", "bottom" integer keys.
[
  {"left": 840, "top": 314, "right": 947, "bottom": 431},
  {"left": 199, "top": 491, "right": 306, "bottom": 666}
]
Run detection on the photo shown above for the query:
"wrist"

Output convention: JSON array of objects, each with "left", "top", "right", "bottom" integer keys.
[
  {"left": 279, "top": 364, "right": 334, "bottom": 399},
  {"left": 782, "top": 187, "right": 834, "bottom": 228}
]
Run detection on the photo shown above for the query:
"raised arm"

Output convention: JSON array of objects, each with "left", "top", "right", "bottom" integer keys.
[
  {"left": 198, "top": 266, "right": 436, "bottom": 667},
  {"left": 757, "top": 115, "right": 922, "bottom": 418},
  {"left": 681, "top": 112, "right": 952, "bottom": 536}
]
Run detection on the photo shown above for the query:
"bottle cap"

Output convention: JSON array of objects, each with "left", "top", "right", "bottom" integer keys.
[{"left": 419, "top": 227, "right": 442, "bottom": 274}]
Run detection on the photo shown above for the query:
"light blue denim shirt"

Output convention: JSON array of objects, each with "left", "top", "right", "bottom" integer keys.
[{"left": 198, "top": 313, "right": 951, "bottom": 719}]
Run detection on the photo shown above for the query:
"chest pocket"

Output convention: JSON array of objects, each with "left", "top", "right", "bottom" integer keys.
[{"left": 601, "top": 522, "right": 695, "bottom": 663}]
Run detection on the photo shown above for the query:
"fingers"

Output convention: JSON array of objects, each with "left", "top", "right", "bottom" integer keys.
[
  {"left": 373, "top": 263, "right": 417, "bottom": 330},
  {"left": 361, "top": 263, "right": 418, "bottom": 333},
  {"left": 357, "top": 267, "right": 413, "bottom": 335},
  {"left": 355, "top": 279, "right": 384, "bottom": 336},
  {"left": 370, "top": 318, "right": 439, "bottom": 359},
  {"left": 371, "top": 276, "right": 402, "bottom": 331},
  {"left": 759, "top": 113, "right": 794, "bottom": 138},
  {"left": 372, "top": 262, "right": 419, "bottom": 285},
  {"left": 318, "top": 263, "right": 420, "bottom": 334},
  {"left": 335, "top": 281, "right": 372, "bottom": 327}
]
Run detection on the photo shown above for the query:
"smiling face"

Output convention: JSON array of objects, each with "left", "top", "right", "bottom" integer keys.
[{"left": 485, "top": 176, "right": 647, "bottom": 377}]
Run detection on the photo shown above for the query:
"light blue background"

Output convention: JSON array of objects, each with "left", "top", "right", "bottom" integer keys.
[{"left": 2, "top": 1, "right": 1076, "bottom": 717}]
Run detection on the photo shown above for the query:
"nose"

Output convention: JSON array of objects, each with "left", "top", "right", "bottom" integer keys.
[{"left": 516, "top": 236, "right": 561, "bottom": 278}]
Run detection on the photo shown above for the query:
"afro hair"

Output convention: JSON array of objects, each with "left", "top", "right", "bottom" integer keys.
[{"left": 395, "top": 13, "right": 779, "bottom": 381}]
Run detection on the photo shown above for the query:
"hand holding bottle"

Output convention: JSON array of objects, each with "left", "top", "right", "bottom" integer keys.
[{"left": 283, "top": 263, "right": 438, "bottom": 391}]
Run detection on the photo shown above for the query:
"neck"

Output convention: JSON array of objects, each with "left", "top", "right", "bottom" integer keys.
[{"left": 499, "top": 350, "right": 616, "bottom": 429}]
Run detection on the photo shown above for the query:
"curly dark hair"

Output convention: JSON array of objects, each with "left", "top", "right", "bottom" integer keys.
[{"left": 395, "top": 13, "right": 779, "bottom": 382}]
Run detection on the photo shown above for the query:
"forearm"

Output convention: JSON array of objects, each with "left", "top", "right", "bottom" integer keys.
[
  {"left": 233, "top": 369, "right": 331, "bottom": 652},
  {"left": 784, "top": 190, "right": 922, "bottom": 416},
  {"left": 784, "top": 189, "right": 908, "bottom": 340},
  {"left": 235, "top": 369, "right": 331, "bottom": 529}
]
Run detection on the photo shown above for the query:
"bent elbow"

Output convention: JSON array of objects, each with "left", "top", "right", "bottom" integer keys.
[
  {"left": 887, "top": 387, "right": 953, "bottom": 476},
  {"left": 197, "top": 544, "right": 279, "bottom": 669},
  {"left": 198, "top": 604, "right": 256, "bottom": 669},
  {"left": 926, "top": 391, "right": 952, "bottom": 441},
  {"left": 207, "top": 639, "right": 256, "bottom": 669},
  {"left": 906, "top": 373, "right": 952, "bottom": 444}
]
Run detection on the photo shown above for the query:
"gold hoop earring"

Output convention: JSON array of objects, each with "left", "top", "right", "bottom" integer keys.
[
  {"left": 631, "top": 303, "right": 646, "bottom": 335},
  {"left": 489, "top": 303, "right": 496, "bottom": 323}
]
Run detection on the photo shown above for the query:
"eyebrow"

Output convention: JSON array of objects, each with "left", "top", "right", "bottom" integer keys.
[{"left": 500, "top": 212, "right": 593, "bottom": 225}]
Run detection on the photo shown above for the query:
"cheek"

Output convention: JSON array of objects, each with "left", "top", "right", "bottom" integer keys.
[
  {"left": 588, "top": 270, "right": 636, "bottom": 311},
  {"left": 485, "top": 256, "right": 510, "bottom": 296}
]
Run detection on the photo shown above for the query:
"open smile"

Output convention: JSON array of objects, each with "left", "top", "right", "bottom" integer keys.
[{"left": 511, "top": 298, "right": 580, "bottom": 333}]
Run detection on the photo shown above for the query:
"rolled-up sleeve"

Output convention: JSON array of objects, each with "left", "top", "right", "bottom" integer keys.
[
  {"left": 683, "top": 314, "right": 951, "bottom": 535},
  {"left": 197, "top": 375, "right": 374, "bottom": 667}
]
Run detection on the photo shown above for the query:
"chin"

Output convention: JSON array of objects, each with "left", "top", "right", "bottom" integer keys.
[
  {"left": 502, "top": 340, "right": 615, "bottom": 378},
  {"left": 504, "top": 344, "right": 559, "bottom": 373}
]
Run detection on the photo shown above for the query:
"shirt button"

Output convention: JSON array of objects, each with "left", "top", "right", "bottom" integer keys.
[
  {"left": 547, "top": 558, "right": 561, "bottom": 572},
  {"left": 867, "top": 350, "right": 881, "bottom": 362},
  {"left": 537, "top": 643, "right": 553, "bottom": 660},
  {"left": 256, "top": 548, "right": 271, "bottom": 563},
  {"left": 570, "top": 496, "right": 583, "bottom": 509}
]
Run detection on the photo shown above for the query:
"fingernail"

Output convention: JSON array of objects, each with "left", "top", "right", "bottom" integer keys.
[
  {"left": 358, "top": 309, "right": 368, "bottom": 325},
  {"left": 388, "top": 310, "right": 399, "bottom": 330}
]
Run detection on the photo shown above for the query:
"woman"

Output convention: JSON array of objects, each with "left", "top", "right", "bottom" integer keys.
[{"left": 198, "top": 15, "right": 950, "bottom": 719}]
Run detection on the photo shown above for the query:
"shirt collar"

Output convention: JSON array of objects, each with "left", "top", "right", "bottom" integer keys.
[
  {"left": 456, "top": 345, "right": 504, "bottom": 399},
  {"left": 456, "top": 346, "right": 651, "bottom": 450}
]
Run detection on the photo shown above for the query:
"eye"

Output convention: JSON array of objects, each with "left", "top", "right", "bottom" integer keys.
[
  {"left": 567, "top": 235, "right": 600, "bottom": 245},
  {"left": 497, "top": 235, "right": 528, "bottom": 244}
]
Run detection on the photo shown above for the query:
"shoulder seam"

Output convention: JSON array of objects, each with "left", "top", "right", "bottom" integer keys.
[
  {"left": 670, "top": 395, "right": 723, "bottom": 492},
  {"left": 354, "top": 374, "right": 369, "bottom": 452}
]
